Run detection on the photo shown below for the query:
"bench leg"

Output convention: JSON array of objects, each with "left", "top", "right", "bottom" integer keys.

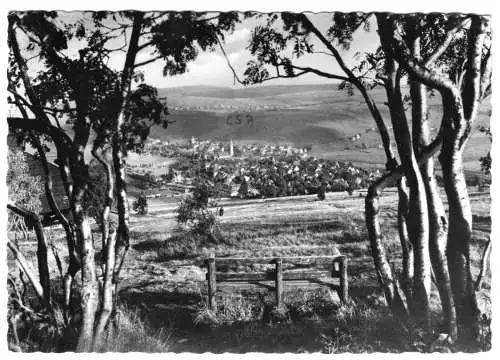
[
  {"left": 207, "top": 257, "right": 217, "bottom": 310},
  {"left": 275, "top": 258, "right": 283, "bottom": 308},
  {"left": 339, "top": 256, "right": 348, "bottom": 303}
]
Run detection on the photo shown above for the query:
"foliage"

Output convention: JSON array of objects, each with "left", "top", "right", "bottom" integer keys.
[
  {"left": 7, "top": 148, "right": 44, "bottom": 215},
  {"left": 176, "top": 178, "right": 224, "bottom": 243},
  {"left": 8, "top": 10, "right": 242, "bottom": 351},
  {"left": 81, "top": 171, "right": 108, "bottom": 222},
  {"left": 478, "top": 126, "right": 492, "bottom": 176},
  {"left": 133, "top": 194, "right": 149, "bottom": 215}
]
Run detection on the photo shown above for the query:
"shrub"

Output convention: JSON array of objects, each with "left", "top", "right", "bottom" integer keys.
[
  {"left": 82, "top": 170, "right": 108, "bottom": 223},
  {"left": 133, "top": 194, "right": 149, "bottom": 215},
  {"left": 7, "top": 148, "right": 44, "bottom": 224},
  {"left": 176, "top": 178, "right": 223, "bottom": 243},
  {"left": 194, "top": 294, "right": 264, "bottom": 327}
]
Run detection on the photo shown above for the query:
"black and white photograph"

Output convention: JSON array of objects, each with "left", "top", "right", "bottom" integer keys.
[{"left": 3, "top": 1, "right": 495, "bottom": 354}]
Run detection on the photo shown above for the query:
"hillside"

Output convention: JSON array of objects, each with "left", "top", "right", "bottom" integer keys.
[{"left": 153, "top": 84, "right": 491, "bottom": 170}]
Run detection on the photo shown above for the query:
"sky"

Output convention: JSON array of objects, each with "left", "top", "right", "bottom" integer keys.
[
  {"left": 17, "top": 12, "right": 380, "bottom": 90},
  {"left": 136, "top": 13, "right": 380, "bottom": 88}
]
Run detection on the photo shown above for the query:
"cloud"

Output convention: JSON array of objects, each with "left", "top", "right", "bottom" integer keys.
[
  {"left": 187, "top": 49, "right": 245, "bottom": 76},
  {"left": 225, "top": 28, "right": 251, "bottom": 44}
]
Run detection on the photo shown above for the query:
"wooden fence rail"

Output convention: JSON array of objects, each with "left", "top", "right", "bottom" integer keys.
[{"left": 204, "top": 250, "right": 348, "bottom": 310}]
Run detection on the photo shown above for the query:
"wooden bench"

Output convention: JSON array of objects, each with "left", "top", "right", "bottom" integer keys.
[{"left": 204, "top": 249, "right": 348, "bottom": 310}]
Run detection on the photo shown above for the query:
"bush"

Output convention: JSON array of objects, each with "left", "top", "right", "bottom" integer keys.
[
  {"left": 176, "top": 178, "right": 223, "bottom": 243},
  {"left": 7, "top": 149, "right": 44, "bottom": 228},
  {"left": 133, "top": 194, "right": 149, "bottom": 215}
]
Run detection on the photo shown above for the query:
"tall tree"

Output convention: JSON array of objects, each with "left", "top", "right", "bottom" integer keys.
[
  {"left": 234, "top": 13, "right": 414, "bottom": 314},
  {"left": 235, "top": 11, "right": 491, "bottom": 341},
  {"left": 384, "top": 12, "right": 491, "bottom": 334},
  {"left": 7, "top": 10, "right": 240, "bottom": 351}
]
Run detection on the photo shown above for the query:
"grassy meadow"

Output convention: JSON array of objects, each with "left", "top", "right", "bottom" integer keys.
[{"left": 91, "top": 189, "right": 490, "bottom": 352}]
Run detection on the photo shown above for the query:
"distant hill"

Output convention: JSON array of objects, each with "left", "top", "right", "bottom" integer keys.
[{"left": 153, "top": 84, "right": 490, "bottom": 170}]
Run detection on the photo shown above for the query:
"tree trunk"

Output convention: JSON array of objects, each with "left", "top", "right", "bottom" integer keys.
[
  {"left": 32, "top": 218, "right": 51, "bottom": 307},
  {"left": 93, "top": 229, "right": 117, "bottom": 350},
  {"left": 381, "top": 53, "right": 431, "bottom": 325},
  {"left": 365, "top": 178, "right": 409, "bottom": 320},
  {"left": 383, "top": 12, "right": 489, "bottom": 336},
  {"left": 396, "top": 176, "right": 413, "bottom": 300},
  {"left": 439, "top": 142, "right": 478, "bottom": 327},
  {"left": 7, "top": 202, "right": 51, "bottom": 307},
  {"left": 75, "top": 210, "right": 99, "bottom": 352},
  {"left": 475, "top": 239, "right": 491, "bottom": 291},
  {"left": 411, "top": 79, "right": 457, "bottom": 340},
  {"left": 92, "top": 148, "right": 114, "bottom": 252},
  {"left": 70, "top": 156, "right": 99, "bottom": 352},
  {"left": 32, "top": 138, "right": 81, "bottom": 309},
  {"left": 112, "top": 12, "right": 144, "bottom": 287},
  {"left": 7, "top": 240, "right": 46, "bottom": 304},
  {"left": 112, "top": 140, "right": 130, "bottom": 283}
]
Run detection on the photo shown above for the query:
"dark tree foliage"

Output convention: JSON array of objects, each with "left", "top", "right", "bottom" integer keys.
[
  {"left": 478, "top": 125, "right": 492, "bottom": 176},
  {"left": 132, "top": 194, "right": 149, "bottom": 215},
  {"left": 7, "top": 10, "right": 241, "bottom": 351}
]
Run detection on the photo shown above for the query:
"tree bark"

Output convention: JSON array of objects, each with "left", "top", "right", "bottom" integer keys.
[
  {"left": 407, "top": 23, "right": 457, "bottom": 339},
  {"left": 7, "top": 203, "right": 51, "bottom": 307},
  {"left": 475, "top": 239, "right": 491, "bottom": 291},
  {"left": 365, "top": 178, "right": 409, "bottom": 319},
  {"left": 32, "top": 137, "right": 81, "bottom": 309},
  {"left": 439, "top": 15, "right": 487, "bottom": 329},
  {"left": 380, "top": 44, "right": 431, "bottom": 324},
  {"left": 439, "top": 139, "right": 478, "bottom": 327},
  {"left": 75, "top": 209, "right": 99, "bottom": 352},
  {"left": 396, "top": 176, "right": 413, "bottom": 300},
  {"left": 72, "top": 156, "right": 99, "bottom": 352},
  {"left": 416, "top": 105, "right": 457, "bottom": 339},
  {"left": 385, "top": 12, "right": 490, "bottom": 332},
  {"left": 112, "top": 12, "right": 144, "bottom": 287},
  {"left": 7, "top": 240, "right": 45, "bottom": 304},
  {"left": 93, "top": 229, "right": 117, "bottom": 350},
  {"left": 92, "top": 148, "right": 114, "bottom": 252}
]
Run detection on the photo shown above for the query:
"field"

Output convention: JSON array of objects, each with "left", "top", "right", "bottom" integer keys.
[
  {"left": 156, "top": 85, "right": 491, "bottom": 171},
  {"left": 10, "top": 185, "right": 489, "bottom": 352}
]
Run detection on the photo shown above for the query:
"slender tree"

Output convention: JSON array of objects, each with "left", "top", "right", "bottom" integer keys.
[
  {"left": 235, "top": 11, "right": 491, "bottom": 340},
  {"left": 384, "top": 12, "right": 491, "bottom": 333},
  {"left": 8, "top": 10, "right": 240, "bottom": 351}
]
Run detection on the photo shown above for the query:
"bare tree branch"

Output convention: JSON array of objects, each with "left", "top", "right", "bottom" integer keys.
[{"left": 134, "top": 54, "right": 163, "bottom": 68}]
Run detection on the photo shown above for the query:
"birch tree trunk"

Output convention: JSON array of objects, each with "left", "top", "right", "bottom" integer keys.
[
  {"left": 366, "top": 176, "right": 410, "bottom": 319},
  {"left": 396, "top": 176, "right": 413, "bottom": 300},
  {"left": 70, "top": 153, "right": 99, "bottom": 352},
  {"left": 413, "top": 84, "right": 457, "bottom": 339},
  {"left": 439, "top": 15, "right": 488, "bottom": 329},
  {"left": 407, "top": 24, "right": 457, "bottom": 339},
  {"left": 92, "top": 148, "right": 114, "bottom": 251},
  {"left": 112, "top": 12, "right": 143, "bottom": 287},
  {"left": 7, "top": 202, "right": 51, "bottom": 307},
  {"left": 410, "top": 79, "right": 457, "bottom": 341},
  {"left": 439, "top": 137, "right": 477, "bottom": 327},
  {"left": 301, "top": 16, "right": 421, "bottom": 318},
  {"left": 382, "top": 55, "right": 431, "bottom": 325}
]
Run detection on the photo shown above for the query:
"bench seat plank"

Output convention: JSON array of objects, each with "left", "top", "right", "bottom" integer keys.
[
  {"left": 212, "top": 255, "right": 343, "bottom": 268},
  {"left": 209, "top": 269, "right": 335, "bottom": 282},
  {"left": 206, "top": 280, "right": 341, "bottom": 295}
]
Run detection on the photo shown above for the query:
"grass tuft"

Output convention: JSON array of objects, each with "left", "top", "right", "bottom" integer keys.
[{"left": 102, "top": 305, "right": 171, "bottom": 352}]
